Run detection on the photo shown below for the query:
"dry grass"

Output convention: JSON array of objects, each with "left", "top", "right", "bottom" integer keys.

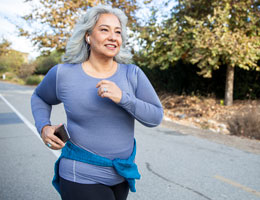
[
  {"left": 227, "top": 109, "right": 260, "bottom": 140},
  {"left": 160, "top": 92, "right": 260, "bottom": 140}
]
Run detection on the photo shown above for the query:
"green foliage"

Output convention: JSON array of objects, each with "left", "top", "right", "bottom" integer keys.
[
  {"left": 26, "top": 75, "right": 44, "bottom": 85},
  {"left": 137, "top": 0, "right": 260, "bottom": 74},
  {"left": 0, "top": 39, "right": 27, "bottom": 74},
  {"left": 0, "top": 38, "right": 36, "bottom": 83},
  {"left": 0, "top": 39, "right": 12, "bottom": 56},
  {"left": 34, "top": 50, "right": 63, "bottom": 75},
  {"left": 135, "top": 0, "right": 260, "bottom": 102},
  {"left": 182, "top": 1, "right": 260, "bottom": 77},
  {"left": 1, "top": 72, "right": 25, "bottom": 85},
  {"left": 0, "top": 56, "right": 9, "bottom": 73}
]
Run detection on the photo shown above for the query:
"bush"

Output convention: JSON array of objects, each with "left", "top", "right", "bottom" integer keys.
[
  {"left": 18, "top": 63, "right": 36, "bottom": 79},
  {"left": 227, "top": 110, "right": 260, "bottom": 140},
  {"left": 1, "top": 72, "right": 25, "bottom": 84},
  {"left": 26, "top": 75, "right": 44, "bottom": 85},
  {"left": 34, "top": 51, "right": 62, "bottom": 75}
]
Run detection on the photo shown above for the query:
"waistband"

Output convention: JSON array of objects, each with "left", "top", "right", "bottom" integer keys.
[{"left": 52, "top": 139, "right": 141, "bottom": 194}]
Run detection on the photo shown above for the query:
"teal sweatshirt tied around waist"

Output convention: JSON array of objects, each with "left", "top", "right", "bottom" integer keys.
[{"left": 52, "top": 139, "right": 141, "bottom": 194}]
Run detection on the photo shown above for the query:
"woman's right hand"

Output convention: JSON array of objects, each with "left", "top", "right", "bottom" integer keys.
[{"left": 41, "top": 125, "right": 65, "bottom": 150}]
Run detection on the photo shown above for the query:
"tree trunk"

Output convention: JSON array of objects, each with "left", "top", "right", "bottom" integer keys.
[{"left": 224, "top": 65, "right": 235, "bottom": 106}]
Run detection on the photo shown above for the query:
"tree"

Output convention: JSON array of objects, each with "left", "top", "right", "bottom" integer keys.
[
  {"left": 34, "top": 50, "right": 63, "bottom": 75},
  {"left": 137, "top": 0, "right": 260, "bottom": 105},
  {"left": 18, "top": 0, "right": 143, "bottom": 54},
  {"left": 0, "top": 39, "right": 12, "bottom": 56},
  {"left": 0, "top": 39, "right": 26, "bottom": 73}
]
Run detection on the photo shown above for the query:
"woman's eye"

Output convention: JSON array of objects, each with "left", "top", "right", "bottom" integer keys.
[
  {"left": 101, "top": 29, "right": 108, "bottom": 32},
  {"left": 116, "top": 31, "right": 121, "bottom": 34}
]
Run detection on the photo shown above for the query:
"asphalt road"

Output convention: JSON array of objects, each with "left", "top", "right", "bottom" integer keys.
[{"left": 0, "top": 81, "right": 259, "bottom": 200}]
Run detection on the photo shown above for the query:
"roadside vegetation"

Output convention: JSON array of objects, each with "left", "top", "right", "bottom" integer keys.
[
  {"left": 0, "top": 39, "right": 62, "bottom": 85},
  {"left": 228, "top": 109, "right": 260, "bottom": 140},
  {"left": 1, "top": 0, "right": 259, "bottom": 140}
]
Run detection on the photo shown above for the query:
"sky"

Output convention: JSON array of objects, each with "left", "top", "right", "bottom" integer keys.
[
  {"left": 0, "top": 0, "right": 175, "bottom": 60},
  {"left": 0, "top": 0, "right": 39, "bottom": 59}
]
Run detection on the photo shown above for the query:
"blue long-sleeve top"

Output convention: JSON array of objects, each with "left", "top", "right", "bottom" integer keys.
[{"left": 31, "top": 63, "right": 163, "bottom": 186}]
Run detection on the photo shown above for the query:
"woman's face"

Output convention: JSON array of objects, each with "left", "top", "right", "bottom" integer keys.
[{"left": 88, "top": 13, "right": 122, "bottom": 59}]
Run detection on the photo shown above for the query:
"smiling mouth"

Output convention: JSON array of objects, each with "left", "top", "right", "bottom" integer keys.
[{"left": 105, "top": 44, "right": 117, "bottom": 48}]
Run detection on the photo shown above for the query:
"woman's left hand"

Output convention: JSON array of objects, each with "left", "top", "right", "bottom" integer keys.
[{"left": 96, "top": 80, "right": 122, "bottom": 103}]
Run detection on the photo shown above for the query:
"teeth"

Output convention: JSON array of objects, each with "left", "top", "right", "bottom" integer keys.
[{"left": 106, "top": 45, "right": 116, "bottom": 47}]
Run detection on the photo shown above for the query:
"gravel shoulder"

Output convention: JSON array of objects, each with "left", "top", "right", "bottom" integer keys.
[{"left": 161, "top": 119, "right": 260, "bottom": 155}]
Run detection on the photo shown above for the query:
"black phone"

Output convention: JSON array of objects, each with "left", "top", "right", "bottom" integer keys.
[{"left": 54, "top": 124, "right": 70, "bottom": 143}]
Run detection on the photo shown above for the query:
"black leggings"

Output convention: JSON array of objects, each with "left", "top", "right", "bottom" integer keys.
[{"left": 59, "top": 177, "right": 129, "bottom": 200}]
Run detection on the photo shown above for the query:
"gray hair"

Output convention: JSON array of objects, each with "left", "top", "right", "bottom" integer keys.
[{"left": 62, "top": 5, "right": 132, "bottom": 64}]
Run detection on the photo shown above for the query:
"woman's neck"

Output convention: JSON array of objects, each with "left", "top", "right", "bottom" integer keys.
[
  {"left": 88, "top": 55, "right": 115, "bottom": 73},
  {"left": 82, "top": 54, "right": 117, "bottom": 78},
  {"left": 87, "top": 58, "right": 115, "bottom": 73}
]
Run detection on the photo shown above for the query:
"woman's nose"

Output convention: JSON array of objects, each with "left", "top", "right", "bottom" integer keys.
[{"left": 108, "top": 32, "right": 116, "bottom": 41}]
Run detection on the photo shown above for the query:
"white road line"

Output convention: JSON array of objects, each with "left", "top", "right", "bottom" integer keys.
[
  {"left": 214, "top": 175, "right": 260, "bottom": 197},
  {"left": 0, "top": 93, "right": 60, "bottom": 158}
]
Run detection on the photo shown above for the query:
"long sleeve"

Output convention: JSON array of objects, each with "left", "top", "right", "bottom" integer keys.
[
  {"left": 31, "top": 65, "right": 61, "bottom": 134},
  {"left": 118, "top": 66, "right": 164, "bottom": 127}
]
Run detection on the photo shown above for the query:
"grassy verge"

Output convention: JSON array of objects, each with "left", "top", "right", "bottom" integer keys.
[{"left": 0, "top": 72, "right": 44, "bottom": 86}]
